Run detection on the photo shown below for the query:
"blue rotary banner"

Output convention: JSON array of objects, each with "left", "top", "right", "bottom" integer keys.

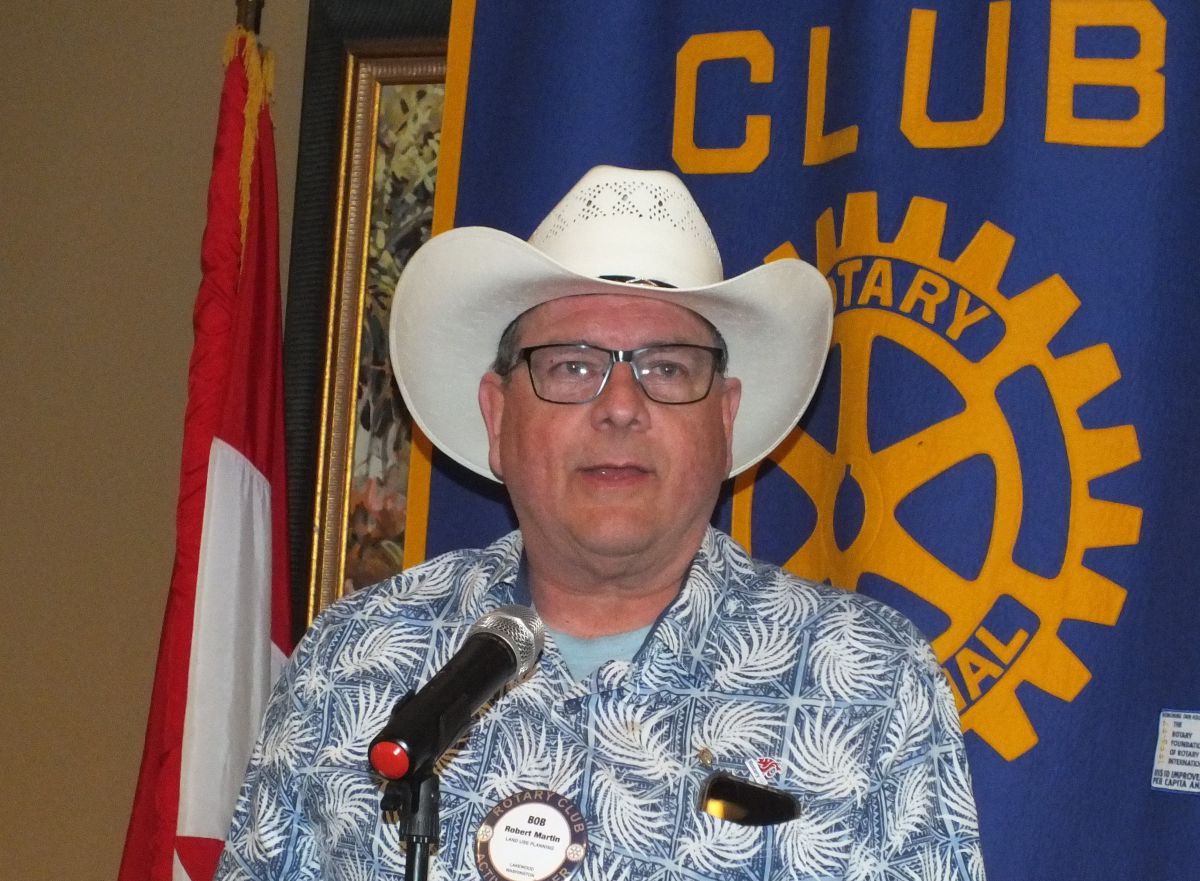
[{"left": 410, "top": 1, "right": 1200, "bottom": 878}]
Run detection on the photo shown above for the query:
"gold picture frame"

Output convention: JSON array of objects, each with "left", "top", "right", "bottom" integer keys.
[{"left": 308, "top": 41, "right": 447, "bottom": 622}]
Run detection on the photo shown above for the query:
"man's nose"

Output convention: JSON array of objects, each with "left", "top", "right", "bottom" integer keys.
[{"left": 589, "top": 362, "right": 649, "bottom": 428}]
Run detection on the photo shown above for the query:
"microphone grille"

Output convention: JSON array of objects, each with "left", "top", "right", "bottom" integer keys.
[{"left": 469, "top": 605, "right": 545, "bottom": 677}]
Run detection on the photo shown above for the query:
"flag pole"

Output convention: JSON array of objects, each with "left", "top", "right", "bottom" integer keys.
[{"left": 235, "top": 0, "right": 263, "bottom": 34}]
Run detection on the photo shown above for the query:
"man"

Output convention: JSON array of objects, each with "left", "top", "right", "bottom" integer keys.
[{"left": 216, "top": 166, "right": 984, "bottom": 880}]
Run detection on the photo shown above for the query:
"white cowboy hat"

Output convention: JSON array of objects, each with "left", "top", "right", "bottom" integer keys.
[{"left": 389, "top": 165, "right": 832, "bottom": 481}]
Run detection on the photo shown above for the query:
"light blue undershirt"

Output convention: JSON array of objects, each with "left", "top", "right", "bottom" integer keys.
[
  {"left": 514, "top": 555, "right": 655, "bottom": 681},
  {"left": 545, "top": 624, "right": 653, "bottom": 681}
]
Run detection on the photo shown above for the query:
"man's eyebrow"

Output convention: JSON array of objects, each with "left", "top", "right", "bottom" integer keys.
[
  {"left": 527, "top": 339, "right": 714, "bottom": 349},
  {"left": 521, "top": 338, "right": 591, "bottom": 347}
]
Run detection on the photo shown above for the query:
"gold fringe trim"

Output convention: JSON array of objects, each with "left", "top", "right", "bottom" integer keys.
[{"left": 222, "top": 27, "right": 274, "bottom": 254}]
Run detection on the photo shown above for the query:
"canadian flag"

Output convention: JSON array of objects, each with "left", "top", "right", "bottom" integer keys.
[{"left": 119, "top": 29, "right": 293, "bottom": 881}]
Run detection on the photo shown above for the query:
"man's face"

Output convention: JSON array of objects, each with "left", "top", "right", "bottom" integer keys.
[{"left": 478, "top": 293, "right": 741, "bottom": 570}]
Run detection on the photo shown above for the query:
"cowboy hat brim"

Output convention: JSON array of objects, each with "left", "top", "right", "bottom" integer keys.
[{"left": 390, "top": 226, "right": 833, "bottom": 481}]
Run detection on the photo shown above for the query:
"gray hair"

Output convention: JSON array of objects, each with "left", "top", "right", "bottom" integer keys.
[{"left": 491, "top": 313, "right": 527, "bottom": 376}]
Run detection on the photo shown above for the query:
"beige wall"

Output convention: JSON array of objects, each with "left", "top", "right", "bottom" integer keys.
[{"left": 0, "top": 3, "right": 308, "bottom": 877}]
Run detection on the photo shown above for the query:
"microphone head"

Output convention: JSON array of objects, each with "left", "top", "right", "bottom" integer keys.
[{"left": 469, "top": 605, "right": 545, "bottom": 677}]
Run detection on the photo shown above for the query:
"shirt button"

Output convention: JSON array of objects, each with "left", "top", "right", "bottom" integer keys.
[{"left": 563, "top": 698, "right": 580, "bottom": 712}]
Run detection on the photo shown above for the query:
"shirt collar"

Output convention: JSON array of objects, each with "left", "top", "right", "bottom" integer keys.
[
  {"left": 452, "top": 530, "right": 525, "bottom": 621},
  {"left": 628, "top": 527, "right": 731, "bottom": 690}
]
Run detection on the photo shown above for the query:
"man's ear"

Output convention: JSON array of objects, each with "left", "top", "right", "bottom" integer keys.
[
  {"left": 720, "top": 376, "right": 742, "bottom": 474},
  {"left": 478, "top": 372, "right": 506, "bottom": 480}
]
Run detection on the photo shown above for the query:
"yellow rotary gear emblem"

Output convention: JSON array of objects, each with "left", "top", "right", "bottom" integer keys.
[{"left": 732, "top": 193, "right": 1142, "bottom": 759}]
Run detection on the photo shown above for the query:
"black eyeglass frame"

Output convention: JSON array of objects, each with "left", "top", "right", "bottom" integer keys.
[{"left": 512, "top": 342, "right": 728, "bottom": 405}]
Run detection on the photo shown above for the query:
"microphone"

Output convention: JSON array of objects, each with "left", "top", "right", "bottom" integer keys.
[{"left": 369, "top": 605, "right": 545, "bottom": 780}]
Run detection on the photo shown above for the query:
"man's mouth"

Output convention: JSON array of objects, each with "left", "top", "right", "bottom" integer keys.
[{"left": 581, "top": 464, "right": 651, "bottom": 481}]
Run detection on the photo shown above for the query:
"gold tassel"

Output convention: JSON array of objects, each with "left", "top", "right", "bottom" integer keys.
[{"left": 222, "top": 26, "right": 273, "bottom": 254}]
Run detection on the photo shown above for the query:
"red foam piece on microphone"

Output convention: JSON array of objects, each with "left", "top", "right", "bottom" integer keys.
[{"left": 370, "top": 741, "right": 410, "bottom": 779}]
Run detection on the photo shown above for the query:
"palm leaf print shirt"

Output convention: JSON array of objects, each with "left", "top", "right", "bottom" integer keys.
[{"left": 216, "top": 529, "right": 985, "bottom": 881}]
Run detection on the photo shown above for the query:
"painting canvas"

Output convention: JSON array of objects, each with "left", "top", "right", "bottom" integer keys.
[{"left": 345, "top": 81, "right": 444, "bottom": 593}]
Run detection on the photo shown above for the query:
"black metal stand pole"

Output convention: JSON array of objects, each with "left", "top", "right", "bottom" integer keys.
[
  {"left": 404, "top": 840, "right": 431, "bottom": 881},
  {"left": 382, "top": 772, "right": 441, "bottom": 881}
]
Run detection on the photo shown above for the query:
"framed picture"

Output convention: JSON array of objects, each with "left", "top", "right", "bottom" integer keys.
[
  {"left": 283, "top": 1, "right": 451, "bottom": 634},
  {"left": 313, "top": 46, "right": 446, "bottom": 613}
]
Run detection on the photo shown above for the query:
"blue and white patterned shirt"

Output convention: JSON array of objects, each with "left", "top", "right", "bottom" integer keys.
[{"left": 216, "top": 529, "right": 984, "bottom": 881}]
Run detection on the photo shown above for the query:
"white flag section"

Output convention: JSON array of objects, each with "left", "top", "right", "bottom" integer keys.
[{"left": 177, "top": 438, "right": 287, "bottom": 855}]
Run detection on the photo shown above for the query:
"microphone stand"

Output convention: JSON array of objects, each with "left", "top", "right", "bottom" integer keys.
[
  {"left": 381, "top": 772, "right": 441, "bottom": 881},
  {"left": 369, "top": 606, "right": 545, "bottom": 880}
]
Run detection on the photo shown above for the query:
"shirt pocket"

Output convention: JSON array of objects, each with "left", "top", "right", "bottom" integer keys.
[{"left": 673, "top": 794, "right": 858, "bottom": 880}]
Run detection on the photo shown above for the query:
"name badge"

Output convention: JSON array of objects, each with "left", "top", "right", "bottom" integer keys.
[{"left": 475, "top": 789, "right": 587, "bottom": 881}]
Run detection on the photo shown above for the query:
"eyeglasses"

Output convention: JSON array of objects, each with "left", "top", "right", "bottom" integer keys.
[{"left": 514, "top": 343, "right": 726, "bottom": 405}]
